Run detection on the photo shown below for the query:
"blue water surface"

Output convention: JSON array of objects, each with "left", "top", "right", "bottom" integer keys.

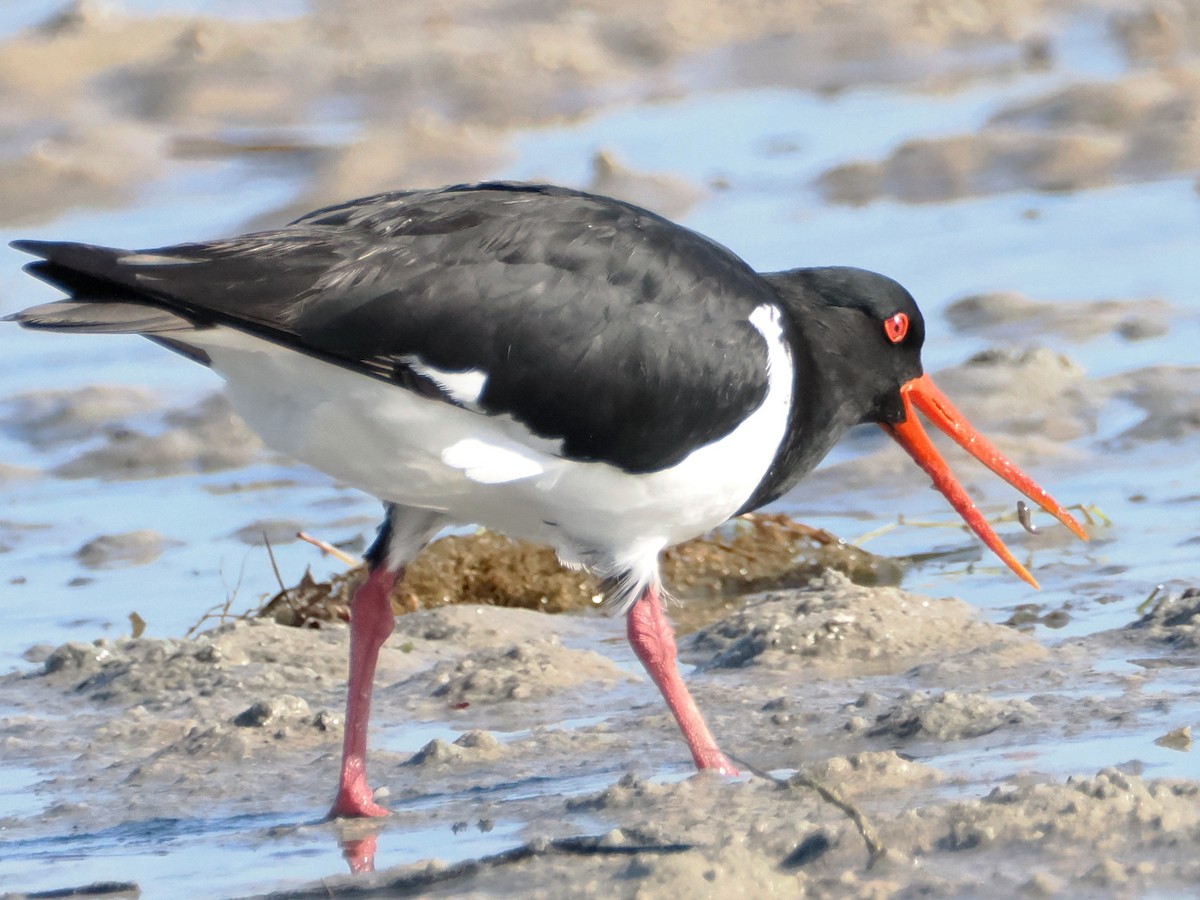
[{"left": 0, "top": 8, "right": 1198, "bottom": 897}]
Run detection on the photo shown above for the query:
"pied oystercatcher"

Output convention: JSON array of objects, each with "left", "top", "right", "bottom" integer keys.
[{"left": 8, "top": 181, "right": 1087, "bottom": 818}]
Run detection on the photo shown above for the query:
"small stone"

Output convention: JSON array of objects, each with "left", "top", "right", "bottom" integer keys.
[
  {"left": 234, "top": 695, "right": 311, "bottom": 728},
  {"left": 75, "top": 529, "right": 180, "bottom": 569},
  {"left": 231, "top": 520, "right": 305, "bottom": 546},
  {"left": 22, "top": 643, "right": 56, "bottom": 664},
  {"left": 1083, "top": 858, "right": 1128, "bottom": 885},
  {"left": 844, "top": 715, "right": 868, "bottom": 733},
  {"left": 1020, "top": 871, "right": 1065, "bottom": 896},
  {"left": 313, "top": 710, "right": 342, "bottom": 732},
  {"left": 43, "top": 641, "right": 105, "bottom": 674},
  {"left": 1154, "top": 725, "right": 1193, "bottom": 751},
  {"left": 454, "top": 730, "right": 500, "bottom": 751},
  {"left": 598, "top": 828, "right": 627, "bottom": 847},
  {"left": 405, "top": 738, "right": 460, "bottom": 766}
]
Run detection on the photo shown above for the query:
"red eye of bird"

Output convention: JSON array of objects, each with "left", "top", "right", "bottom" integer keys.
[{"left": 884, "top": 312, "right": 909, "bottom": 344}]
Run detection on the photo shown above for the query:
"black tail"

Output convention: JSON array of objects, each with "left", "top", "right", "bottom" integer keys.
[
  {"left": 14, "top": 240, "right": 132, "bottom": 297},
  {"left": 7, "top": 240, "right": 195, "bottom": 336}
]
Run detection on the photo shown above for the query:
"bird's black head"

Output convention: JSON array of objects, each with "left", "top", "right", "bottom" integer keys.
[
  {"left": 762, "top": 264, "right": 1088, "bottom": 589},
  {"left": 764, "top": 266, "right": 926, "bottom": 426}
]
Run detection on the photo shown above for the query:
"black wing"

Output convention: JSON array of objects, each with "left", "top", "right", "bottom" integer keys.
[{"left": 10, "top": 182, "right": 777, "bottom": 473}]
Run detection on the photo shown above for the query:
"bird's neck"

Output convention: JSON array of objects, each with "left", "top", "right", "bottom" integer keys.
[{"left": 736, "top": 281, "right": 876, "bottom": 513}]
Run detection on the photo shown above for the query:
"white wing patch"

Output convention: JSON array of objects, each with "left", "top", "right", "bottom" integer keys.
[
  {"left": 403, "top": 357, "right": 488, "bottom": 407},
  {"left": 442, "top": 437, "right": 545, "bottom": 484},
  {"left": 119, "top": 253, "right": 202, "bottom": 266}
]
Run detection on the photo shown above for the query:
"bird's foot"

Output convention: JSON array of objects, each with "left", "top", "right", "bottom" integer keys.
[
  {"left": 694, "top": 748, "right": 740, "bottom": 777},
  {"left": 329, "top": 778, "right": 390, "bottom": 819}
]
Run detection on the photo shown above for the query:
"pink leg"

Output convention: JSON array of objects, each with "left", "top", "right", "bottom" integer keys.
[
  {"left": 329, "top": 565, "right": 400, "bottom": 819},
  {"left": 626, "top": 585, "right": 739, "bottom": 774}
]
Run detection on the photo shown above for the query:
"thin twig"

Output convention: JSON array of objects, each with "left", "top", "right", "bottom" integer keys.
[
  {"left": 264, "top": 532, "right": 290, "bottom": 596},
  {"left": 786, "top": 771, "right": 885, "bottom": 867},
  {"left": 731, "top": 753, "right": 885, "bottom": 868},
  {"left": 185, "top": 595, "right": 236, "bottom": 639},
  {"left": 1137, "top": 583, "right": 1165, "bottom": 615},
  {"left": 298, "top": 530, "right": 359, "bottom": 567},
  {"left": 261, "top": 531, "right": 308, "bottom": 621},
  {"left": 854, "top": 502, "right": 1110, "bottom": 546},
  {"left": 278, "top": 832, "right": 696, "bottom": 898},
  {"left": 184, "top": 553, "right": 258, "bottom": 637}
]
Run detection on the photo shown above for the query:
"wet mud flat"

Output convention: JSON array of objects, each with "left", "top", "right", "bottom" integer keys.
[
  {"left": 1, "top": 573, "right": 1198, "bottom": 898},
  {"left": 2, "top": 0, "right": 1200, "bottom": 896},
  {"left": 4, "top": 297, "right": 1195, "bottom": 898}
]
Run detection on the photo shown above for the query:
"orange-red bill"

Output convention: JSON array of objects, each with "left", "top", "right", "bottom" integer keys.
[{"left": 880, "top": 373, "right": 1088, "bottom": 589}]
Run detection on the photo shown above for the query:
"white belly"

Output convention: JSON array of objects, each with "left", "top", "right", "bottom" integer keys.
[{"left": 187, "top": 316, "right": 792, "bottom": 580}]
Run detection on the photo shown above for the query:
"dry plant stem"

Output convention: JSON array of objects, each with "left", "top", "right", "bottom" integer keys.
[
  {"left": 262, "top": 532, "right": 302, "bottom": 622},
  {"left": 854, "top": 502, "right": 1108, "bottom": 546},
  {"left": 184, "top": 594, "right": 239, "bottom": 639},
  {"left": 732, "top": 753, "right": 886, "bottom": 869},
  {"left": 298, "top": 531, "right": 360, "bottom": 567},
  {"left": 787, "top": 772, "right": 885, "bottom": 868}
]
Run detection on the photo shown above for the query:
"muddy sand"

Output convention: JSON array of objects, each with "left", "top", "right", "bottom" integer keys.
[
  {"left": 2, "top": 0, "right": 1200, "bottom": 897},
  {"left": 2, "top": 572, "right": 1199, "bottom": 897},
  {"left": 3, "top": 340, "right": 1200, "bottom": 897}
]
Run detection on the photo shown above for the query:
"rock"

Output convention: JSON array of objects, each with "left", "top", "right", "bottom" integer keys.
[
  {"left": 586, "top": 150, "right": 707, "bottom": 219},
  {"left": 233, "top": 695, "right": 312, "bottom": 728},
  {"left": 1127, "top": 586, "right": 1200, "bottom": 648},
  {"left": 404, "top": 730, "right": 504, "bottom": 767},
  {"left": 412, "top": 640, "right": 628, "bottom": 706},
  {"left": 0, "top": 385, "right": 158, "bottom": 447},
  {"left": 74, "top": 529, "right": 180, "bottom": 569},
  {"left": 690, "top": 572, "right": 1040, "bottom": 677},
  {"left": 866, "top": 691, "right": 1038, "bottom": 742}
]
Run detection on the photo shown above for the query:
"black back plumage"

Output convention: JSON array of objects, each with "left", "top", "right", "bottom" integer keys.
[{"left": 11, "top": 183, "right": 777, "bottom": 474}]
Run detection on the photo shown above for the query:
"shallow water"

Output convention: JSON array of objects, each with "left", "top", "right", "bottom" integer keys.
[
  {"left": 1, "top": 7, "right": 1198, "bottom": 897},
  {"left": 0, "top": 0, "right": 306, "bottom": 40},
  {"left": 0, "top": 810, "right": 528, "bottom": 898}
]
